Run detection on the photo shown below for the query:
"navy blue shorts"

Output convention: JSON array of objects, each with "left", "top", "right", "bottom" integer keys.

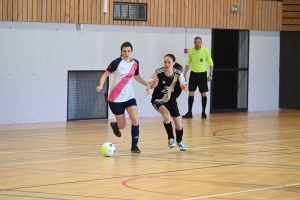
[
  {"left": 108, "top": 98, "right": 137, "bottom": 115},
  {"left": 188, "top": 71, "right": 208, "bottom": 93}
]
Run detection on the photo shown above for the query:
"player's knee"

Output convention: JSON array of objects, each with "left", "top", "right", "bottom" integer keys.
[
  {"left": 118, "top": 122, "right": 126, "bottom": 129},
  {"left": 163, "top": 112, "right": 171, "bottom": 121},
  {"left": 175, "top": 124, "right": 183, "bottom": 130},
  {"left": 131, "top": 120, "right": 139, "bottom": 126}
]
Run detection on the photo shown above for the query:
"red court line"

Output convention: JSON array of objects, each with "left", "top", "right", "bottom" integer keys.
[{"left": 122, "top": 177, "right": 194, "bottom": 198}]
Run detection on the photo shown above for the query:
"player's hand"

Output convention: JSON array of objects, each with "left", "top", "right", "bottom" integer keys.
[
  {"left": 145, "top": 85, "right": 150, "bottom": 96},
  {"left": 152, "top": 79, "right": 159, "bottom": 88},
  {"left": 96, "top": 86, "right": 103, "bottom": 92},
  {"left": 180, "top": 83, "right": 188, "bottom": 92},
  {"left": 207, "top": 75, "right": 213, "bottom": 82}
]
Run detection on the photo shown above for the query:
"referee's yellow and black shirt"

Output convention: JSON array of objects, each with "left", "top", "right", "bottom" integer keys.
[{"left": 186, "top": 47, "right": 214, "bottom": 73}]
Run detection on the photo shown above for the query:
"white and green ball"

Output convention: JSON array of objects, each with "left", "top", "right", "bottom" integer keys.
[{"left": 101, "top": 142, "right": 115, "bottom": 157}]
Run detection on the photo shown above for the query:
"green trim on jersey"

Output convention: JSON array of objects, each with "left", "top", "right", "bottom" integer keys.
[{"left": 186, "top": 47, "right": 214, "bottom": 73}]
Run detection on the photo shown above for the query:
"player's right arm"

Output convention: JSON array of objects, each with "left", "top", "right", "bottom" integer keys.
[
  {"left": 148, "top": 72, "right": 159, "bottom": 89},
  {"left": 96, "top": 60, "right": 118, "bottom": 92},
  {"left": 184, "top": 50, "right": 192, "bottom": 79},
  {"left": 96, "top": 71, "right": 109, "bottom": 92}
]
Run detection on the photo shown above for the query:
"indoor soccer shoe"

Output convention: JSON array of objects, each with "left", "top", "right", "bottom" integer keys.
[
  {"left": 131, "top": 146, "right": 141, "bottom": 153},
  {"left": 177, "top": 141, "right": 187, "bottom": 151},
  {"left": 110, "top": 122, "right": 121, "bottom": 137},
  {"left": 168, "top": 138, "right": 176, "bottom": 148},
  {"left": 182, "top": 112, "right": 193, "bottom": 118}
]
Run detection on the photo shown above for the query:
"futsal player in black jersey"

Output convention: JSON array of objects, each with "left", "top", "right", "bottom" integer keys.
[{"left": 148, "top": 54, "right": 188, "bottom": 151}]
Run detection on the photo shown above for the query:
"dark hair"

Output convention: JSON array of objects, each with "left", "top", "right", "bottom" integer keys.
[
  {"left": 194, "top": 36, "right": 202, "bottom": 41},
  {"left": 121, "top": 42, "right": 133, "bottom": 52},
  {"left": 164, "top": 54, "right": 183, "bottom": 71},
  {"left": 174, "top": 63, "right": 183, "bottom": 72},
  {"left": 164, "top": 54, "right": 176, "bottom": 62}
]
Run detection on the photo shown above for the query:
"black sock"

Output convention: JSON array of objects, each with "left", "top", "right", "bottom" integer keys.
[
  {"left": 188, "top": 96, "right": 194, "bottom": 113},
  {"left": 163, "top": 122, "right": 174, "bottom": 139},
  {"left": 131, "top": 125, "right": 139, "bottom": 147},
  {"left": 202, "top": 96, "right": 207, "bottom": 114},
  {"left": 175, "top": 128, "right": 183, "bottom": 143}
]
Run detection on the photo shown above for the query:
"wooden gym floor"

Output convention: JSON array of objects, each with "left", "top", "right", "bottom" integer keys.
[{"left": 0, "top": 109, "right": 300, "bottom": 200}]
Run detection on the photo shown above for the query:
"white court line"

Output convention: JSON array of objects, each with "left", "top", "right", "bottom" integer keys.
[
  {"left": 0, "top": 156, "right": 102, "bottom": 167},
  {"left": 0, "top": 145, "right": 98, "bottom": 154},
  {"left": 182, "top": 182, "right": 300, "bottom": 200},
  {"left": 1, "top": 137, "right": 300, "bottom": 167},
  {"left": 1, "top": 129, "right": 300, "bottom": 155}
]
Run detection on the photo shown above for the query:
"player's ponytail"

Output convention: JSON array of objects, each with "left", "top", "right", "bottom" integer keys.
[{"left": 174, "top": 63, "right": 183, "bottom": 72}]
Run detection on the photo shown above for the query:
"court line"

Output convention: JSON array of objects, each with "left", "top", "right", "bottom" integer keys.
[
  {"left": 1, "top": 129, "right": 300, "bottom": 155},
  {"left": 0, "top": 192, "right": 73, "bottom": 200},
  {"left": 2, "top": 137, "right": 300, "bottom": 167},
  {"left": 182, "top": 182, "right": 300, "bottom": 200},
  {"left": 3, "top": 163, "right": 237, "bottom": 191},
  {"left": 0, "top": 145, "right": 100, "bottom": 154},
  {"left": 8, "top": 189, "right": 132, "bottom": 200}
]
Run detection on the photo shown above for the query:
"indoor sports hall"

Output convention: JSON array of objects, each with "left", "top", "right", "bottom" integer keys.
[{"left": 1, "top": 0, "right": 300, "bottom": 199}]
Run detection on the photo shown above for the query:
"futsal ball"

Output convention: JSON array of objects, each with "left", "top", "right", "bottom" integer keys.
[{"left": 101, "top": 142, "right": 115, "bottom": 157}]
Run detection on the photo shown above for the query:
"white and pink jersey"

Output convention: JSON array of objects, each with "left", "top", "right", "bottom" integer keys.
[{"left": 106, "top": 57, "right": 139, "bottom": 102}]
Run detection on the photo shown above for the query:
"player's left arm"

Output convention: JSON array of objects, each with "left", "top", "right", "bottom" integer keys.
[
  {"left": 179, "top": 73, "right": 188, "bottom": 92},
  {"left": 133, "top": 60, "right": 151, "bottom": 93},
  {"left": 134, "top": 75, "right": 149, "bottom": 87},
  {"left": 134, "top": 75, "right": 151, "bottom": 95},
  {"left": 207, "top": 49, "right": 214, "bottom": 82}
]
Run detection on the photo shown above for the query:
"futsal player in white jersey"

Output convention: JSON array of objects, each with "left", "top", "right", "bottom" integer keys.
[
  {"left": 148, "top": 54, "right": 188, "bottom": 151},
  {"left": 96, "top": 42, "right": 150, "bottom": 153}
]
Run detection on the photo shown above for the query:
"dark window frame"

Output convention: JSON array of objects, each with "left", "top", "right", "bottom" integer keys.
[
  {"left": 67, "top": 70, "right": 109, "bottom": 121},
  {"left": 113, "top": 2, "right": 148, "bottom": 21}
]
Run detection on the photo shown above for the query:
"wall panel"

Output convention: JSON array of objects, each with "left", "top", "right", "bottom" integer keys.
[
  {"left": 7, "top": 0, "right": 12, "bottom": 20},
  {"left": 0, "top": 0, "right": 2, "bottom": 21},
  {"left": 12, "top": 0, "right": 18, "bottom": 21},
  {"left": 0, "top": 0, "right": 283, "bottom": 31},
  {"left": 22, "top": 0, "right": 27, "bottom": 21},
  {"left": 46, "top": 0, "right": 51, "bottom": 22},
  {"left": 2, "top": 0, "right": 7, "bottom": 20},
  {"left": 56, "top": 0, "right": 60, "bottom": 22},
  {"left": 282, "top": 0, "right": 300, "bottom": 31},
  {"left": 41, "top": 0, "right": 46, "bottom": 22}
]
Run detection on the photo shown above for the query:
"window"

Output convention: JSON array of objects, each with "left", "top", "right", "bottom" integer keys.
[
  {"left": 67, "top": 71, "right": 108, "bottom": 121},
  {"left": 114, "top": 2, "right": 147, "bottom": 21}
]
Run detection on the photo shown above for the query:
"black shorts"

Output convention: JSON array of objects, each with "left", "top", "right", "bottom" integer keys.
[
  {"left": 152, "top": 100, "right": 180, "bottom": 117},
  {"left": 188, "top": 71, "right": 208, "bottom": 93},
  {"left": 108, "top": 98, "right": 137, "bottom": 115}
]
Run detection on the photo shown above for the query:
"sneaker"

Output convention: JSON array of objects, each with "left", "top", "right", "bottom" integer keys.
[
  {"left": 182, "top": 112, "right": 193, "bottom": 118},
  {"left": 201, "top": 113, "right": 207, "bottom": 119},
  {"left": 131, "top": 146, "right": 141, "bottom": 153},
  {"left": 168, "top": 138, "right": 176, "bottom": 148},
  {"left": 177, "top": 141, "right": 187, "bottom": 151},
  {"left": 110, "top": 122, "right": 121, "bottom": 137}
]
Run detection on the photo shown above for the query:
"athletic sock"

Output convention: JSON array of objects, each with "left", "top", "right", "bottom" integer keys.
[
  {"left": 131, "top": 125, "right": 139, "bottom": 147},
  {"left": 163, "top": 122, "right": 174, "bottom": 139},
  {"left": 175, "top": 128, "right": 183, "bottom": 143},
  {"left": 188, "top": 96, "right": 194, "bottom": 113},
  {"left": 202, "top": 96, "right": 207, "bottom": 114}
]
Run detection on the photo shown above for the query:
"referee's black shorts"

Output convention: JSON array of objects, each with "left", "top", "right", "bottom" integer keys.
[{"left": 188, "top": 71, "right": 208, "bottom": 93}]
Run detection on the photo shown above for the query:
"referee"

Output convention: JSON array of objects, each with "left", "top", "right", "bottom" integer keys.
[{"left": 182, "top": 36, "right": 214, "bottom": 119}]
